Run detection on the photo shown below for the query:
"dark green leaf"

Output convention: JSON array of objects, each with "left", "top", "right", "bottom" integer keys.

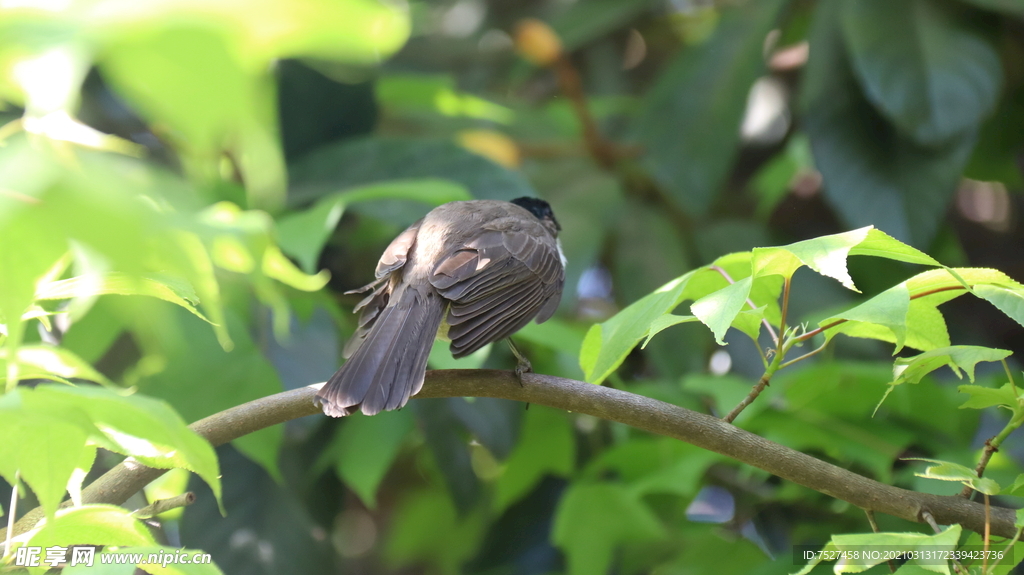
[
  {"left": 276, "top": 178, "right": 471, "bottom": 272},
  {"left": 802, "top": 0, "right": 977, "bottom": 246},
  {"left": 636, "top": 0, "right": 787, "bottom": 214},
  {"left": 288, "top": 137, "right": 535, "bottom": 214},
  {"left": 842, "top": 0, "right": 1002, "bottom": 145},
  {"left": 329, "top": 410, "right": 413, "bottom": 509},
  {"left": 551, "top": 0, "right": 663, "bottom": 50},
  {"left": 552, "top": 483, "right": 666, "bottom": 575},
  {"left": 494, "top": 406, "right": 574, "bottom": 511}
]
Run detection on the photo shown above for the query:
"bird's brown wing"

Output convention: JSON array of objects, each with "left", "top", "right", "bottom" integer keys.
[
  {"left": 342, "top": 219, "right": 423, "bottom": 358},
  {"left": 430, "top": 226, "right": 563, "bottom": 358}
]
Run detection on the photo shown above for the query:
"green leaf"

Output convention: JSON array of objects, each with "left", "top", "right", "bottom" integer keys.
[
  {"left": 328, "top": 410, "right": 413, "bottom": 509},
  {"left": 753, "top": 227, "right": 938, "bottom": 291},
  {"left": 134, "top": 305, "right": 283, "bottom": 482},
  {"left": 975, "top": 284, "right": 1024, "bottom": 330},
  {"left": 276, "top": 178, "right": 471, "bottom": 273},
  {"left": 802, "top": 0, "right": 976, "bottom": 246},
  {"left": 958, "top": 382, "right": 1018, "bottom": 410},
  {"left": 641, "top": 314, "right": 700, "bottom": 349},
  {"left": 826, "top": 283, "right": 911, "bottom": 351},
  {"left": 893, "top": 346, "right": 1011, "bottom": 386},
  {"left": 691, "top": 276, "right": 752, "bottom": 345},
  {"left": 289, "top": 137, "right": 534, "bottom": 211},
  {"left": 36, "top": 273, "right": 202, "bottom": 317},
  {"left": 584, "top": 438, "right": 722, "bottom": 498},
  {"left": 28, "top": 505, "right": 157, "bottom": 550},
  {"left": 0, "top": 399, "right": 91, "bottom": 520},
  {"left": 552, "top": 483, "right": 666, "bottom": 575},
  {"left": 1, "top": 344, "right": 115, "bottom": 387},
  {"left": 385, "top": 487, "right": 486, "bottom": 574},
  {"left": 841, "top": 0, "right": 1003, "bottom": 145},
  {"left": 819, "top": 267, "right": 1021, "bottom": 353},
  {"left": 550, "top": 0, "right": 663, "bottom": 50},
  {"left": 377, "top": 74, "right": 513, "bottom": 124},
  {"left": 494, "top": 406, "right": 574, "bottom": 512},
  {"left": 515, "top": 318, "right": 587, "bottom": 357},
  {"left": 636, "top": 0, "right": 787, "bottom": 214},
  {"left": 580, "top": 273, "right": 694, "bottom": 384},
  {"left": 20, "top": 385, "right": 223, "bottom": 513},
  {"left": 794, "top": 525, "right": 962, "bottom": 575},
  {"left": 908, "top": 458, "right": 998, "bottom": 495},
  {"left": 959, "top": 0, "right": 1024, "bottom": 18}
]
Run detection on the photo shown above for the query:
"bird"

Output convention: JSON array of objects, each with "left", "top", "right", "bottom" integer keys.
[{"left": 315, "top": 197, "right": 565, "bottom": 417}]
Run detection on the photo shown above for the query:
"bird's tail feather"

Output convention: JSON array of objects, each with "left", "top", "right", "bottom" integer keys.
[{"left": 316, "top": 285, "right": 445, "bottom": 417}]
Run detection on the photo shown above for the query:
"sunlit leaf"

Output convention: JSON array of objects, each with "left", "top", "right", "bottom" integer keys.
[
  {"left": 908, "top": 458, "right": 998, "bottom": 495},
  {"left": 36, "top": 272, "right": 208, "bottom": 323},
  {"left": 19, "top": 385, "right": 223, "bottom": 513},
  {"left": 893, "top": 346, "right": 1011, "bottom": 386},
  {"left": 28, "top": 505, "right": 157, "bottom": 550},
  {"left": 958, "top": 382, "right": 1019, "bottom": 411}
]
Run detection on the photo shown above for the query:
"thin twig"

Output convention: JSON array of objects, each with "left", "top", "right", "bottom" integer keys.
[
  {"left": 984, "top": 493, "right": 991, "bottom": 573},
  {"left": 778, "top": 277, "right": 791, "bottom": 350},
  {"left": 723, "top": 372, "right": 773, "bottom": 424},
  {"left": 131, "top": 492, "right": 196, "bottom": 519},
  {"left": 553, "top": 56, "right": 619, "bottom": 169},
  {"left": 779, "top": 339, "right": 831, "bottom": 369},
  {"left": 864, "top": 509, "right": 896, "bottom": 573}
]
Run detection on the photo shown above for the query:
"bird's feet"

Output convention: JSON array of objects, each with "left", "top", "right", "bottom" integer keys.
[{"left": 506, "top": 338, "right": 532, "bottom": 386}]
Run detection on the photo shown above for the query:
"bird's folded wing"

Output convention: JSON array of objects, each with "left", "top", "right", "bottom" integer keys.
[{"left": 430, "top": 228, "right": 564, "bottom": 358}]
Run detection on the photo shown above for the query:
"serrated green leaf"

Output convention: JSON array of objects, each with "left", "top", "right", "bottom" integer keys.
[
  {"left": 958, "top": 383, "right": 1018, "bottom": 411},
  {"left": 975, "top": 284, "right": 1024, "bottom": 330},
  {"left": 908, "top": 458, "right": 996, "bottom": 494},
  {"left": 0, "top": 406, "right": 90, "bottom": 520},
  {"left": 329, "top": 409, "right": 413, "bottom": 509},
  {"left": 754, "top": 227, "right": 873, "bottom": 290},
  {"left": 579, "top": 272, "right": 694, "bottom": 383},
  {"left": 641, "top": 314, "right": 699, "bottom": 349},
  {"left": 1, "top": 344, "right": 115, "bottom": 387},
  {"left": 552, "top": 483, "right": 666, "bottom": 575},
  {"left": 691, "top": 276, "right": 752, "bottom": 345},
  {"left": 849, "top": 229, "right": 942, "bottom": 266},
  {"left": 494, "top": 407, "right": 574, "bottom": 512},
  {"left": 20, "top": 385, "right": 223, "bottom": 514},
  {"left": 894, "top": 346, "right": 1011, "bottom": 386},
  {"left": 753, "top": 227, "right": 937, "bottom": 292},
  {"left": 28, "top": 505, "right": 157, "bottom": 552},
  {"left": 826, "top": 283, "right": 911, "bottom": 351}
]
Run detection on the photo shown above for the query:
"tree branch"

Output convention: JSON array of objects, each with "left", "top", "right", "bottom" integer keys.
[{"left": 3, "top": 370, "right": 1017, "bottom": 540}]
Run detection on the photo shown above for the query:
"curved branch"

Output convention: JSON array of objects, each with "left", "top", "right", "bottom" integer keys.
[{"left": 4, "top": 370, "right": 1017, "bottom": 540}]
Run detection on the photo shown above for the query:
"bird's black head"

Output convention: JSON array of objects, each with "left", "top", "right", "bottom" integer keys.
[{"left": 511, "top": 196, "right": 561, "bottom": 232}]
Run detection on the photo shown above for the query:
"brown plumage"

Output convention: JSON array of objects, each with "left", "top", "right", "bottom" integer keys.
[{"left": 315, "top": 198, "right": 565, "bottom": 417}]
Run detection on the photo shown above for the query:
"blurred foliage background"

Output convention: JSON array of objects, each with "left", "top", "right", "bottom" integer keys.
[{"left": 2, "top": 0, "right": 1024, "bottom": 573}]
